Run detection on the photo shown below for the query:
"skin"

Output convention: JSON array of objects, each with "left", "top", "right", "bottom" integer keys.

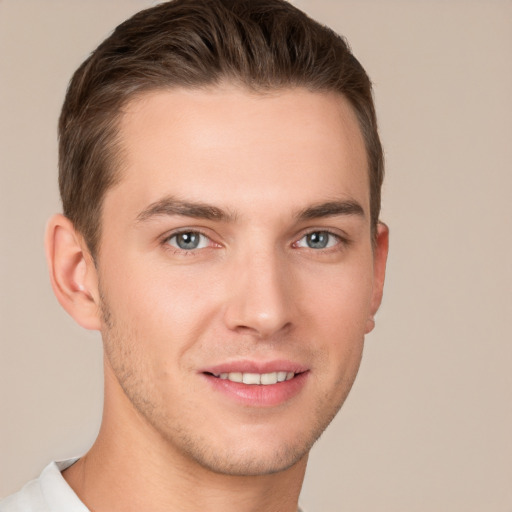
[{"left": 46, "top": 85, "right": 388, "bottom": 512}]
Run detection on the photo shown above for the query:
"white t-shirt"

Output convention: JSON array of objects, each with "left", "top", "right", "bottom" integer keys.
[
  {"left": 1, "top": 459, "right": 306, "bottom": 512},
  {"left": 0, "top": 459, "right": 86, "bottom": 512}
]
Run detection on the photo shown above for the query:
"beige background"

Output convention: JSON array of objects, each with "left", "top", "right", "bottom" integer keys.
[{"left": 1, "top": 1, "right": 511, "bottom": 510}]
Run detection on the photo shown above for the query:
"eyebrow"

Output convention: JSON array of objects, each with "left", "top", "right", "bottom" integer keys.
[
  {"left": 136, "top": 196, "right": 236, "bottom": 223},
  {"left": 296, "top": 200, "right": 365, "bottom": 220},
  {"left": 135, "top": 196, "right": 364, "bottom": 223}
]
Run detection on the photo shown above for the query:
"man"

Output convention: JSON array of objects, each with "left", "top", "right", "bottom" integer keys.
[{"left": 1, "top": 0, "right": 388, "bottom": 510}]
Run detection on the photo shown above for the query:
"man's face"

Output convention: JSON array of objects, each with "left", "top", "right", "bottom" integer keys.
[{"left": 94, "top": 86, "right": 387, "bottom": 476}]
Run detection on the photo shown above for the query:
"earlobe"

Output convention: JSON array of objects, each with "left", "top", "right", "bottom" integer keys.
[
  {"left": 45, "top": 214, "right": 102, "bottom": 330},
  {"left": 365, "top": 221, "right": 389, "bottom": 334},
  {"left": 365, "top": 316, "right": 375, "bottom": 334}
]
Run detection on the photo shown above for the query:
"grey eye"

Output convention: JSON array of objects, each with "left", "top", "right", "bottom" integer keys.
[
  {"left": 306, "top": 232, "right": 329, "bottom": 249},
  {"left": 169, "top": 232, "right": 207, "bottom": 250},
  {"left": 296, "top": 231, "right": 338, "bottom": 249}
]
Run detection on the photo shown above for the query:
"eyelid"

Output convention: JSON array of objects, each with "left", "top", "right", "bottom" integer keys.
[
  {"left": 159, "top": 226, "right": 350, "bottom": 254},
  {"left": 168, "top": 232, "right": 208, "bottom": 249},
  {"left": 161, "top": 228, "right": 220, "bottom": 252},
  {"left": 293, "top": 228, "right": 350, "bottom": 250}
]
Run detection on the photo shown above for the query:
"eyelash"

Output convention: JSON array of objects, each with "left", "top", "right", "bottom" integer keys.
[
  {"left": 161, "top": 228, "right": 349, "bottom": 256},
  {"left": 293, "top": 230, "right": 347, "bottom": 251},
  {"left": 162, "top": 229, "right": 216, "bottom": 255}
]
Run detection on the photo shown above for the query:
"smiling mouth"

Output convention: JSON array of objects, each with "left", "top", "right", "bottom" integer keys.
[{"left": 206, "top": 371, "right": 297, "bottom": 385}]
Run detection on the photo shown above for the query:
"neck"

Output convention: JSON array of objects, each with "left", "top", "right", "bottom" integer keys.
[{"left": 63, "top": 365, "right": 307, "bottom": 512}]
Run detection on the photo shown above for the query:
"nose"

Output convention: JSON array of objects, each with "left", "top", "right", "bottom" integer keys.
[{"left": 223, "top": 248, "right": 294, "bottom": 338}]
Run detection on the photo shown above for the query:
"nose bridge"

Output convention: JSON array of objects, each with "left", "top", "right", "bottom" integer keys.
[{"left": 223, "top": 242, "right": 293, "bottom": 337}]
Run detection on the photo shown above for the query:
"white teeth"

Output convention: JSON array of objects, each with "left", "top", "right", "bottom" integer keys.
[
  {"left": 242, "top": 373, "right": 261, "bottom": 385},
  {"left": 215, "top": 371, "right": 296, "bottom": 385},
  {"left": 228, "top": 372, "right": 243, "bottom": 383},
  {"left": 260, "top": 372, "right": 278, "bottom": 385}
]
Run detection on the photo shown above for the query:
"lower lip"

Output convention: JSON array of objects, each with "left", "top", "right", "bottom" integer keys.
[{"left": 203, "top": 372, "right": 309, "bottom": 407}]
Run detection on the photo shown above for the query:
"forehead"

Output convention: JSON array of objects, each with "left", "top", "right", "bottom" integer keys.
[{"left": 109, "top": 85, "right": 369, "bottom": 217}]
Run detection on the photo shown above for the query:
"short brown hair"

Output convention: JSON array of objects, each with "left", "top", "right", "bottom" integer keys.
[{"left": 59, "top": 0, "right": 383, "bottom": 257}]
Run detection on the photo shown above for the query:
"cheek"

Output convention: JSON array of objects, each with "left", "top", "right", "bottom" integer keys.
[
  {"left": 303, "top": 260, "right": 374, "bottom": 332},
  {"left": 301, "top": 259, "right": 373, "bottom": 378},
  {"left": 100, "top": 255, "right": 222, "bottom": 352}
]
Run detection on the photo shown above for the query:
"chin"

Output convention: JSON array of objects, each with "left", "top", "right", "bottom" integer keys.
[
  {"left": 158, "top": 414, "right": 331, "bottom": 477},
  {"left": 181, "top": 438, "right": 311, "bottom": 477}
]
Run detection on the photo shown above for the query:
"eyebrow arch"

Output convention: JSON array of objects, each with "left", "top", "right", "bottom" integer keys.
[
  {"left": 136, "top": 196, "right": 364, "bottom": 224},
  {"left": 136, "top": 196, "right": 236, "bottom": 223},
  {"left": 296, "top": 200, "right": 365, "bottom": 220}
]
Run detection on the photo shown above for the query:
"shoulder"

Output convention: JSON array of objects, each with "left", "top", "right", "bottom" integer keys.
[
  {"left": 0, "top": 459, "right": 86, "bottom": 512},
  {"left": 0, "top": 477, "right": 47, "bottom": 512}
]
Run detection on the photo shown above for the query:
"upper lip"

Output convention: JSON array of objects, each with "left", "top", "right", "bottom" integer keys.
[{"left": 200, "top": 359, "right": 309, "bottom": 375}]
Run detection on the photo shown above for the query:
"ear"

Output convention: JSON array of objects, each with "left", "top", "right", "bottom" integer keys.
[
  {"left": 45, "top": 214, "right": 102, "bottom": 330},
  {"left": 365, "top": 221, "right": 389, "bottom": 334}
]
